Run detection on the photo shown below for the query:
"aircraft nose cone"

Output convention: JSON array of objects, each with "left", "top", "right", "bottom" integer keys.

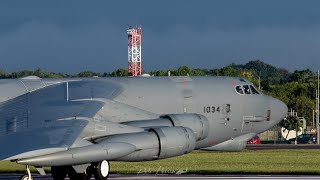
[{"left": 269, "top": 98, "right": 288, "bottom": 123}]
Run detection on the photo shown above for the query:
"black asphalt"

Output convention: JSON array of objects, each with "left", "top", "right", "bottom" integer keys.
[
  {"left": 2, "top": 145, "right": 320, "bottom": 179},
  {"left": 246, "top": 144, "right": 320, "bottom": 150},
  {"left": 2, "top": 174, "right": 320, "bottom": 180}
]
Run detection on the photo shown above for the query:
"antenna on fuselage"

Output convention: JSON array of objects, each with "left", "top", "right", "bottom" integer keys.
[{"left": 258, "top": 71, "right": 261, "bottom": 90}]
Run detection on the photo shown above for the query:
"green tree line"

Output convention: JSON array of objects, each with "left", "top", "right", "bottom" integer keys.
[{"left": 0, "top": 60, "right": 318, "bottom": 126}]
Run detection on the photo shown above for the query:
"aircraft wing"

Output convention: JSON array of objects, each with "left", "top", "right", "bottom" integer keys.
[
  {"left": 0, "top": 119, "right": 88, "bottom": 160},
  {"left": 0, "top": 79, "right": 121, "bottom": 160}
]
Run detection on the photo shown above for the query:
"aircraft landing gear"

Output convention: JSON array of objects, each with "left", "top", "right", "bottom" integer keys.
[
  {"left": 92, "top": 160, "right": 110, "bottom": 180},
  {"left": 51, "top": 166, "right": 67, "bottom": 180},
  {"left": 67, "top": 166, "right": 91, "bottom": 180},
  {"left": 51, "top": 165, "right": 92, "bottom": 180},
  {"left": 50, "top": 161, "right": 110, "bottom": 180},
  {"left": 20, "top": 165, "right": 33, "bottom": 180}
]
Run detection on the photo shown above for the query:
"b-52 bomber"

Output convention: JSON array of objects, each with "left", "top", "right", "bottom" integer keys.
[{"left": 0, "top": 76, "right": 287, "bottom": 180}]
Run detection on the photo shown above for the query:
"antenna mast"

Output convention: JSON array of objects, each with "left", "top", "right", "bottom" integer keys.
[
  {"left": 317, "top": 70, "right": 320, "bottom": 144},
  {"left": 127, "top": 26, "right": 142, "bottom": 77}
]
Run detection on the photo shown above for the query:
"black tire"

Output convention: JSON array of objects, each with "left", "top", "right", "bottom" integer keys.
[
  {"left": 51, "top": 166, "right": 67, "bottom": 180},
  {"left": 20, "top": 175, "right": 32, "bottom": 180},
  {"left": 67, "top": 166, "right": 91, "bottom": 180},
  {"left": 86, "top": 165, "right": 94, "bottom": 179},
  {"left": 93, "top": 160, "right": 110, "bottom": 180}
]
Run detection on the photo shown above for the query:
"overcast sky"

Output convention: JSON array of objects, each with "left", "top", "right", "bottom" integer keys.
[{"left": 0, "top": 0, "right": 320, "bottom": 73}]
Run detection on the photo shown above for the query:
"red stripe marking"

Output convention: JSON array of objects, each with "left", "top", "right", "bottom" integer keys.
[{"left": 210, "top": 140, "right": 215, "bottom": 145}]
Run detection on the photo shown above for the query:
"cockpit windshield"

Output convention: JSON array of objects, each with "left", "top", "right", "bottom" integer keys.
[
  {"left": 243, "top": 85, "right": 251, "bottom": 94},
  {"left": 250, "top": 85, "right": 260, "bottom": 94},
  {"left": 235, "top": 84, "right": 261, "bottom": 95},
  {"left": 235, "top": 86, "right": 244, "bottom": 94}
]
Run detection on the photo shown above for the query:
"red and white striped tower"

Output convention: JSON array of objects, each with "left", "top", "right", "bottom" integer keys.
[{"left": 127, "top": 26, "right": 142, "bottom": 77}]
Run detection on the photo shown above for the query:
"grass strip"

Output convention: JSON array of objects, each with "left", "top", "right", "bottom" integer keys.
[{"left": 1, "top": 150, "right": 320, "bottom": 174}]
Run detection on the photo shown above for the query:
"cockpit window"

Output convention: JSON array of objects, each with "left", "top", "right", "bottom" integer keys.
[
  {"left": 235, "top": 85, "right": 261, "bottom": 95},
  {"left": 239, "top": 78, "right": 246, "bottom": 82},
  {"left": 243, "top": 85, "right": 251, "bottom": 94},
  {"left": 235, "top": 86, "right": 244, "bottom": 95},
  {"left": 250, "top": 85, "right": 260, "bottom": 95}
]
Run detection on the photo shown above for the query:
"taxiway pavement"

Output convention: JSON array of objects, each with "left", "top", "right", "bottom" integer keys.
[
  {"left": 246, "top": 144, "right": 320, "bottom": 150},
  {"left": 2, "top": 174, "right": 320, "bottom": 180}
]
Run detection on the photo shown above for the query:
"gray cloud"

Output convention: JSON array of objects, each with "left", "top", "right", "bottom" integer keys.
[
  {"left": 144, "top": 25, "right": 320, "bottom": 71},
  {"left": 0, "top": 0, "right": 320, "bottom": 73}
]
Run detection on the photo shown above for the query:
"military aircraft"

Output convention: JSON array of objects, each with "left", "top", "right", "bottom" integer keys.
[{"left": 0, "top": 76, "right": 287, "bottom": 180}]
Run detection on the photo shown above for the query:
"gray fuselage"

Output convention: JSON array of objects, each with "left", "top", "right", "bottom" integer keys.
[{"left": 0, "top": 76, "right": 287, "bottom": 161}]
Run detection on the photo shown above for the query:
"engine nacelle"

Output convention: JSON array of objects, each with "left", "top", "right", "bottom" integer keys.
[
  {"left": 123, "top": 113, "right": 209, "bottom": 141},
  {"left": 97, "top": 126, "right": 196, "bottom": 161},
  {"left": 19, "top": 127, "right": 197, "bottom": 166},
  {"left": 161, "top": 114, "right": 209, "bottom": 141}
]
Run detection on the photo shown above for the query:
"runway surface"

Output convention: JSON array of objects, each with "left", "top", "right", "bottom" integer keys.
[
  {"left": 3, "top": 145, "right": 320, "bottom": 179},
  {"left": 2, "top": 174, "right": 320, "bottom": 180},
  {"left": 246, "top": 144, "right": 320, "bottom": 150}
]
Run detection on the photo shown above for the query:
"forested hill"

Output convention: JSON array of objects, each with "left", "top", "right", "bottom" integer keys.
[
  {"left": 231, "top": 60, "right": 290, "bottom": 84},
  {"left": 0, "top": 60, "right": 318, "bottom": 125}
]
